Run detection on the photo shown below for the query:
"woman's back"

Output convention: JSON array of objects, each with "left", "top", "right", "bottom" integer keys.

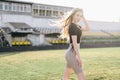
[{"left": 69, "top": 22, "right": 82, "bottom": 43}]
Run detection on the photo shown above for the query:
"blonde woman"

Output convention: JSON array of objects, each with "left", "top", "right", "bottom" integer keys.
[{"left": 55, "top": 8, "right": 90, "bottom": 80}]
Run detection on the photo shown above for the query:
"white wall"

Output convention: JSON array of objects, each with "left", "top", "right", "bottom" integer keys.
[
  {"left": 0, "top": 13, "right": 59, "bottom": 28},
  {"left": 1, "top": 13, "right": 120, "bottom": 32},
  {"left": 27, "top": 34, "right": 51, "bottom": 46},
  {"left": 1, "top": 14, "right": 32, "bottom": 24}
]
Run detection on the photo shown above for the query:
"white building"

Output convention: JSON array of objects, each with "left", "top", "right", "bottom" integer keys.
[
  {"left": 0, "top": 0, "right": 73, "bottom": 46},
  {"left": 0, "top": 0, "right": 120, "bottom": 46}
]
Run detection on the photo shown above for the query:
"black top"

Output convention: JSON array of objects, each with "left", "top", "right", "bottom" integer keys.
[{"left": 69, "top": 23, "right": 82, "bottom": 43}]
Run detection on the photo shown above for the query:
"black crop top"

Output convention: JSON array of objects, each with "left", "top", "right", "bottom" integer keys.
[{"left": 69, "top": 23, "right": 82, "bottom": 43}]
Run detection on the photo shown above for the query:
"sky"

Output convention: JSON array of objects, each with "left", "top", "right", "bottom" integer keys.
[{"left": 19, "top": 0, "right": 120, "bottom": 22}]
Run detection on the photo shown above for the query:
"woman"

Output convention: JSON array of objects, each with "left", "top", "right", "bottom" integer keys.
[{"left": 55, "top": 8, "right": 90, "bottom": 80}]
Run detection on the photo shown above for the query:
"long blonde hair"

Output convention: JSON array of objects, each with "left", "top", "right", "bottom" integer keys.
[{"left": 52, "top": 8, "right": 83, "bottom": 41}]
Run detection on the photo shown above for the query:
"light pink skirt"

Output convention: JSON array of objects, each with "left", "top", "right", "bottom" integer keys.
[{"left": 65, "top": 43, "right": 83, "bottom": 74}]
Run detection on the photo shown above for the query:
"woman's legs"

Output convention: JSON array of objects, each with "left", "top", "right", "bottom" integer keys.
[
  {"left": 62, "top": 63, "right": 72, "bottom": 80},
  {"left": 76, "top": 71, "right": 86, "bottom": 80}
]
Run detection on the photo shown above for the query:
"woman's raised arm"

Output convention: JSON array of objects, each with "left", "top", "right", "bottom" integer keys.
[{"left": 81, "top": 16, "right": 90, "bottom": 31}]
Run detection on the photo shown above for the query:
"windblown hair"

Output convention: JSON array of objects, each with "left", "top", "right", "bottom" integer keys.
[{"left": 52, "top": 8, "right": 83, "bottom": 42}]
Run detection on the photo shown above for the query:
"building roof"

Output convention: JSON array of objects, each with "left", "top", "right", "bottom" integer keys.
[
  {"left": 1, "top": 0, "right": 73, "bottom": 9},
  {"left": 8, "top": 22, "right": 32, "bottom": 29},
  {"left": 32, "top": 2, "right": 73, "bottom": 9},
  {"left": 33, "top": 27, "right": 61, "bottom": 34},
  {"left": 1, "top": 0, "right": 33, "bottom": 4},
  {"left": 31, "top": 18, "right": 62, "bottom": 34}
]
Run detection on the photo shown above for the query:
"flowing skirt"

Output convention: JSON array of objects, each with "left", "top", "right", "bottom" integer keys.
[{"left": 65, "top": 43, "right": 83, "bottom": 74}]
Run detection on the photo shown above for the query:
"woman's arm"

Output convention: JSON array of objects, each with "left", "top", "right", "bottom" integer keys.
[
  {"left": 80, "top": 16, "right": 90, "bottom": 31},
  {"left": 71, "top": 35, "right": 80, "bottom": 56},
  {"left": 71, "top": 35, "right": 82, "bottom": 67},
  {"left": 69, "top": 24, "right": 81, "bottom": 57}
]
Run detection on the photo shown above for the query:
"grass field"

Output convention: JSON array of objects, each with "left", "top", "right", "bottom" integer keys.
[{"left": 0, "top": 47, "right": 120, "bottom": 80}]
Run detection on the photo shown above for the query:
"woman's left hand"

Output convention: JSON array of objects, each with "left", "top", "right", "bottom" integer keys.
[{"left": 75, "top": 55, "right": 82, "bottom": 67}]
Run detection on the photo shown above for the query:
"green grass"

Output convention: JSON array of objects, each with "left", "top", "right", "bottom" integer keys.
[{"left": 0, "top": 47, "right": 120, "bottom": 80}]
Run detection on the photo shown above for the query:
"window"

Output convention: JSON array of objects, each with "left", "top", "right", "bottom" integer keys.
[
  {"left": 24, "top": 5, "right": 27, "bottom": 12},
  {"left": 0, "top": 2, "right": 3, "bottom": 10},
  {"left": 46, "top": 7, "right": 52, "bottom": 16},
  {"left": 53, "top": 7, "right": 58, "bottom": 16},
  {"left": 20, "top": 4, "right": 23, "bottom": 12},
  {"left": 46, "top": 10, "right": 52, "bottom": 16},
  {"left": 8, "top": 3, "right": 12, "bottom": 11},
  {"left": 59, "top": 8, "right": 65, "bottom": 16},
  {"left": 17, "top": 4, "right": 20, "bottom": 11},
  {"left": 33, "top": 5, "right": 38, "bottom": 9},
  {"left": 27, "top": 5, "right": 31, "bottom": 12},
  {"left": 2, "top": 2, "right": 31, "bottom": 13},
  {"left": 60, "top": 11, "right": 64, "bottom": 16},
  {"left": 39, "top": 9, "right": 45, "bottom": 16},
  {"left": 26, "top": 5, "right": 29, "bottom": 12},
  {"left": 12, "top": 3, "right": 17, "bottom": 11},
  {"left": 53, "top": 10, "right": 58, "bottom": 16},
  {"left": 4, "top": 2, "right": 12, "bottom": 11},
  {"left": 33, "top": 9, "right": 39, "bottom": 15},
  {"left": 38, "top": 6, "right": 45, "bottom": 16},
  {"left": 5, "top": 3, "right": 8, "bottom": 10}
]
